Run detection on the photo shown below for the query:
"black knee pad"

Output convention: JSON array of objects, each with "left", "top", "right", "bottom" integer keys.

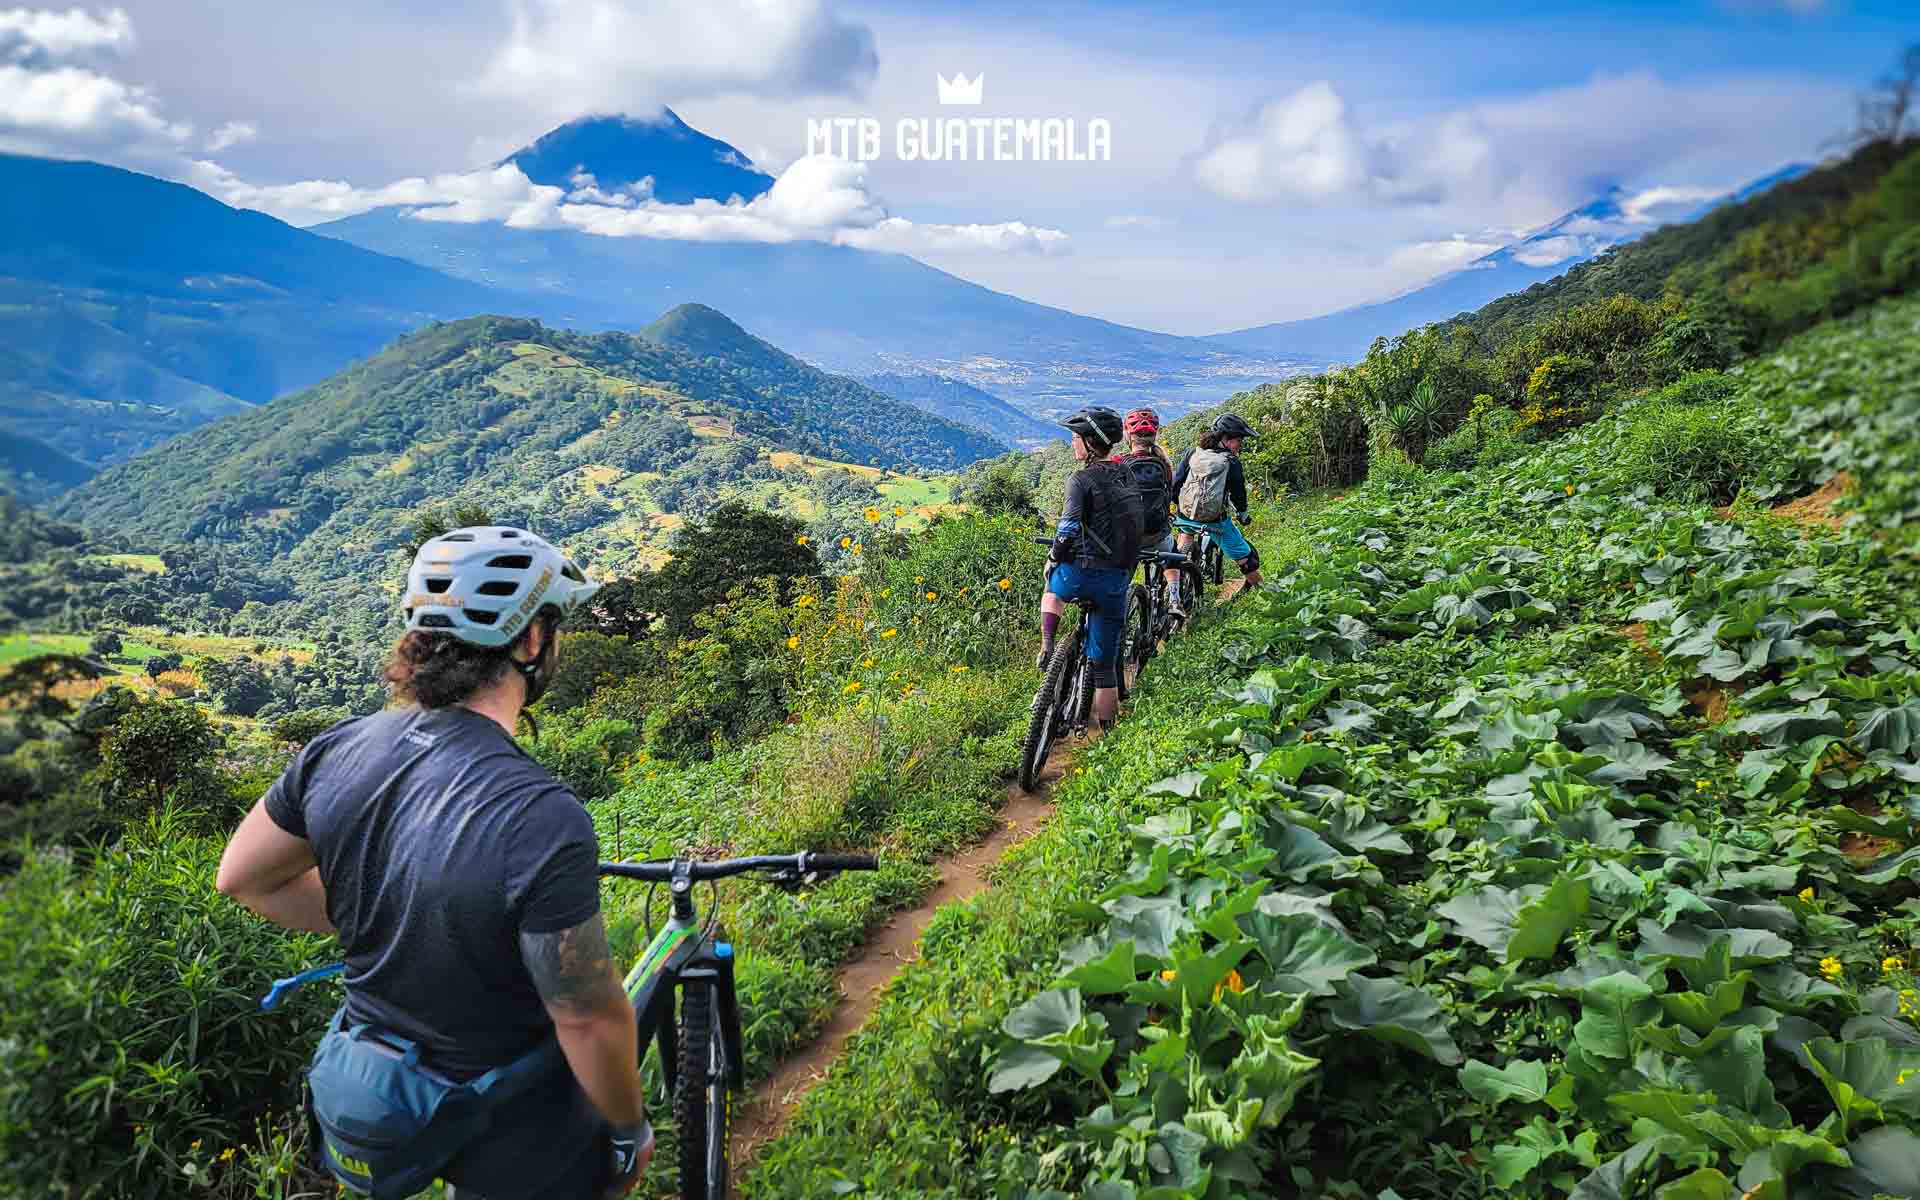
[
  {"left": 1092, "top": 660, "right": 1119, "bottom": 688},
  {"left": 1238, "top": 546, "right": 1261, "bottom": 574}
]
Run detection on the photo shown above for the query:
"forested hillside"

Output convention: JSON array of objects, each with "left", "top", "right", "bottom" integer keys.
[{"left": 46, "top": 310, "right": 996, "bottom": 633}]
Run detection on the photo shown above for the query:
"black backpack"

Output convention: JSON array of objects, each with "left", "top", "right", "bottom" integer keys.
[{"left": 1116, "top": 451, "right": 1172, "bottom": 535}]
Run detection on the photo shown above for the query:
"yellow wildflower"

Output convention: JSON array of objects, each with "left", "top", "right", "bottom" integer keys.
[
  {"left": 1565, "top": 484, "right": 1576, "bottom": 496},
  {"left": 998, "top": 578, "right": 1012, "bottom": 590},
  {"left": 786, "top": 635, "right": 800, "bottom": 650},
  {"left": 1213, "top": 969, "right": 1246, "bottom": 1002},
  {"left": 880, "top": 587, "right": 892, "bottom": 598},
  {"left": 840, "top": 536, "right": 852, "bottom": 548},
  {"left": 1820, "top": 957, "right": 1844, "bottom": 981},
  {"left": 796, "top": 594, "right": 816, "bottom": 608},
  {"left": 1161, "top": 969, "right": 1177, "bottom": 983},
  {"left": 925, "top": 590, "right": 939, "bottom": 601},
  {"left": 915, "top": 575, "right": 925, "bottom": 584},
  {"left": 1886, "top": 956, "right": 1907, "bottom": 975},
  {"left": 902, "top": 685, "right": 915, "bottom": 696},
  {"left": 220, "top": 1149, "right": 235, "bottom": 1163},
  {"left": 864, "top": 507, "right": 881, "bottom": 522},
  {"left": 843, "top": 681, "right": 862, "bottom": 694},
  {"left": 853, "top": 543, "right": 864, "bottom": 555},
  {"left": 1901, "top": 1069, "right": 1915, "bottom": 1087},
  {"left": 796, "top": 535, "right": 810, "bottom": 546},
  {"left": 894, "top": 506, "right": 906, "bottom": 517},
  {"left": 951, "top": 664, "right": 969, "bottom": 673},
  {"left": 881, "top": 627, "right": 898, "bottom": 638},
  {"left": 1799, "top": 886, "right": 1815, "bottom": 902},
  {"left": 862, "top": 657, "right": 875, "bottom": 668}
]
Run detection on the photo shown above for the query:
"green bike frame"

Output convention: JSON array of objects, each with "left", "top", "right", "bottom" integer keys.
[{"left": 622, "top": 862, "right": 747, "bottom": 1097}]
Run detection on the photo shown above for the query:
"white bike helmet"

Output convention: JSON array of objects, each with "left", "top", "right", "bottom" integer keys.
[{"left": 403, "top": 527, "right": 601, "bottom": 648}]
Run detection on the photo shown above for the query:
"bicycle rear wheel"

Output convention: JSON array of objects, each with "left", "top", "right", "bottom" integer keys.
[
  {"left": 1120, "top": 582, "right": 1151, "bottom": 693},
  {"left": 1173, "top": 561, "right": 1203, "bottom": 623},
  {"left": 1205, "top": 539, "right": 1225, "bottom": 586},
  {"left": 1019, "top": 632, "right": 1076, "bottom": 791},
  {"left": 676, "top": 980, "right": 730, "bottom": 1199}
]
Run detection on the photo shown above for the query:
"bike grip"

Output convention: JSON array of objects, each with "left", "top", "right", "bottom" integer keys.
[{"left": 808, "top": 852, "right": 880, "bottom": 872}]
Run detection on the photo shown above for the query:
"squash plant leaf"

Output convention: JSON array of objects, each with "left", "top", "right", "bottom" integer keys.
[
  {"left": 1240, "top": 912, "right": 1376, "bottom": 997},
  {"left": 1460, "top": 1058, "right": 1552, "bottom": 1107},
  {"left": 1326, "top": 976, "right": 1462, "bottom": 1065}
]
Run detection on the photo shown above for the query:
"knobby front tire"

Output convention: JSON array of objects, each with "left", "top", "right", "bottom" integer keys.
[
  {"left": 1020, "top": 633, "right": 1077, "bottom": 791},
  {"left": 1121, "top": 582, "right": 1151, "bottom": 694},
  {"left": 675, "top": 980, "right": 730, "bottom": 1199}
]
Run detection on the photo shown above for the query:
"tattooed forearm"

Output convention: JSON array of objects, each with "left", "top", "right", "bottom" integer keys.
[{"left": 520, "top": 914, "right": 626, "bottom": 1015}]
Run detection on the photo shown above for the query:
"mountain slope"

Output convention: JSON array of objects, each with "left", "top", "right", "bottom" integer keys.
[
  {"left": 506, "top": 111, "right": 774, "bottom": 203},
  {"left": 0, "top": 429, "right": 95, "bottom": 504},
  {"left": 0, "top": 154, "right": 538, "bottom": 468},
  {"left": 55, "top": 313, "right": 1000, "bottom": 604},
  {"left": 860, "top": 370, "right": 1060, "bottom": 448},
  {"left": 1210, "top": 165, "right": 1811, "bottom": 362},
  {"left": 318, "top": 116, "right": 1302, "bottom": 414}
]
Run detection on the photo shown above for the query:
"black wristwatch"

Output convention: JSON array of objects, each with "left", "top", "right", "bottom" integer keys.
[{"left": 610, "top": 1120, "right": 653, "bottom": 1177}]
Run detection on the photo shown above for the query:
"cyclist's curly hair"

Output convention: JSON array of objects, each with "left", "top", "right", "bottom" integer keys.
[{"left": 383, "top": 611, "right": 558, "bottom": 708}]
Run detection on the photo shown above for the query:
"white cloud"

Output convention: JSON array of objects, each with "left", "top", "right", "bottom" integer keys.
[
  {"left": 1510, "top": 235, "right": 1589, "bottom": 268},
  {"left": 204, "top": 118, "right": 255, "bottom": 152},
  {"left": 1191, "top": 71, "right": 1836, "bottom": 229},
  {"left": 1105, "top": 214, "right": 1169, "bottom": 229},
  {"left": 1384, "top": 234, "right": 1502, "bottom": 277},
  {"left": 0, "top": 5, "right": 133, "bottom": 67},
  {"left": 0, "top": 61, "right": 187, "bottom": 153},
  {"left": 475, "top": 0, "right": 876, "bottom": 119}
]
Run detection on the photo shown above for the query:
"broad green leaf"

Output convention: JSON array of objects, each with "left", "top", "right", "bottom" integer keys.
[
  {"left": 1062, "top": 939, "right": 1138, "bottom": 997},
  {"left": 1855, "top": 702, "right": 1920, "bottom": 756},
  {"left": 1508, "top": 873, "right": 1592, "bottom": 961},
  {"left": 1803, "top": 1037, "right": 1920, "bottom": 1123},
  {"left": 1327, "top": 976, "right": 1462, "bottom": 1066},
  {"left": 1634, "top": 920, "right": 1791, "bottom": 966},
  {"left": 1003, "top": 987, "right": 1081, "bottom": 1040},
  {"left": 1460, "top": 1058, "right": 1551, "bottom": 1107},
  {"left": 1240, "top": 912, "right": 1375, "bottom": 997},
  {"left": 1488, "top": 1139, "right": 1547, "bottom": 1187},
  {"left": 1607, "top": 1087, "right": 1711, "bottom": 1136},
  {"left": 1834, "top": 1125, "right": 1920, "bottom": 1198},
  {"left": 1144, "top": 772, "right": 1208, "bottom": 798},
  {"left": 987, "top": 1042, "right": 1062, "bottom": 1092},
  {"left": 1573, "top": 972, "right": 1659, "bottom": 1060},
  {"left": 1637, "top": 1023, "right": 1738, "bottom": 1059},
  {"left": 1264, "top": 821, "right": 1343, "bottom": 882},
  {"left": 1570, "top": 1140, "right": 1661, "bottom": 1200},
  {"left": 1656, "top": 973, "right": 1751, "bottom": 1036},
  {"left": 1654, "top": 1168, "right": 1734, "bottom": 1200},
  {"left": 1679, "top": 1027, "right": 1781, "bottom": 1122}
]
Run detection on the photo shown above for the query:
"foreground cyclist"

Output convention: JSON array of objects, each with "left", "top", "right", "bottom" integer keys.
[
  {"left": 1174, "top": 413, "right": 1265, "bottom": 592},
  {"left": 216, "top": 528, "right": 652, "bottom": 1199},
  {"left": 1037, "top": 406, "right": 1145, "bottom": 730}
]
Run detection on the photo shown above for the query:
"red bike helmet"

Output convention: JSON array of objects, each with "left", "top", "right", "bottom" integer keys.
[{"left": 1123, "top": 408, "right": 1160, "bottom": 437}]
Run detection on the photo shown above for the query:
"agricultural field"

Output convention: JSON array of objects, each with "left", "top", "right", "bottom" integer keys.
[{"left": 750, "top": 295, "right": 1920, "bottom": 1197}]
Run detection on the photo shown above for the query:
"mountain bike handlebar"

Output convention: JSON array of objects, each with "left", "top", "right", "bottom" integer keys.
[{"left": 597, "top": 852, "right": 879, "bottom": 882}]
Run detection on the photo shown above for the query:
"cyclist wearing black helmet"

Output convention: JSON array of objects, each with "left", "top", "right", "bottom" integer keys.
[
  {"left": 1038, "top": 406, "right": 1145, "bottom": 729},
  {"left": 217, "top": 528, "right": 651, "bottom": 1200},
  {"left": 1174, "top": 413, "right": 1264, "bottom": 591}
]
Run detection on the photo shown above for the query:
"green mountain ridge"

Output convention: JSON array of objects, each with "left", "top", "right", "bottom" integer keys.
[{"left": 53, "top": 309, "right": 999, "bottom": 629}]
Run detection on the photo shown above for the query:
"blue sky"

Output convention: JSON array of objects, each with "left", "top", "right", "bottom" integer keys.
[{"left": 1, "top": 0, "right": 1912, "bottom": 333}]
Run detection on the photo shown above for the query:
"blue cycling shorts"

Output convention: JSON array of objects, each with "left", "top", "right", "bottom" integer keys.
[
  {"left": 1047, "top": 562, "right": 1130, "bottom": 670},
  {"left": 1181, "top": 517, "right": 1253, "bottom": 567}
]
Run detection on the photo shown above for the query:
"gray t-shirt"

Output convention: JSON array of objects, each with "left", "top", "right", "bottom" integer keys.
[{"left": 265, "top": 705, "right": 600, "bottom": 1077}]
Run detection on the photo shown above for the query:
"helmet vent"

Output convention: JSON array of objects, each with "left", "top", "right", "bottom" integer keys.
[
  {"left": 423, "top": 577, "right": 452, "bottom": 594},
  {"left": 419, "top": 614, "right": 455, "bottom": 629},
  {"left": 476, "top": 580, "right": 518, "bottom": 597},
  {"left": 486, "top": 554, "right": 534, "bottom": 570},
  {"left": 442, "top": 533, "right": 475, "bottom": 542},
  {"left": 466, "top": 609, "right": 500, "bottom": 625}
]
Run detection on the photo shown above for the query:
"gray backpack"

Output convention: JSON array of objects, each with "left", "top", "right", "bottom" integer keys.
[{"left": 1179, "top": 449, "right": 1233, "bottom": 523}]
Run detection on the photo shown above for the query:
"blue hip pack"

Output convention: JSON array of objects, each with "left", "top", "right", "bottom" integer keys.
[{"left": 307, "top": 1005, "right": 562, "bottom": 1199}]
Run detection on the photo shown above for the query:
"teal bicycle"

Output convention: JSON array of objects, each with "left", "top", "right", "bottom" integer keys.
[{"left": 603, "top": 851, "right": 878, "bottom": 1197}]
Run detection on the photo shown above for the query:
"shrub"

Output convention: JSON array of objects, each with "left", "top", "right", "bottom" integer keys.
[
  {"left": 88, "top": 630, "right": 123, "bottom": 660},
  {"left": 1651, "top": 370, "right": 1739, "bottom": 407},
  {"left": 643, "top": 580, "right": 796, "bottom": 762},
  {"left": 96, "top": 695, "right": 231, "bottom": 825},
  {"left": 1617, "top": 401, "right": 1800, "bottom": 504},
  {"left": 0, "top": 812, "right": 336, "bottom": 1198},
  {"left": 143, "top": 653, "right": 183, "bottom": 678},
  {"left": 270, "top": 707, "right": 345, "bottom": 747},
  {"left": 528, "top": 714, "right": 643, "bottom": 802},
  {"left": 1886, "top": 225, "right": 1920, "bottom": 288},
  {"left": 537, "top": 631, "right": 658, "bottom": 714}
]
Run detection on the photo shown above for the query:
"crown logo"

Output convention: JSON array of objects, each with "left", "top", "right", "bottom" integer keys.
[{"left": 937, "top": 72, "right": 984, "bottom": 106}]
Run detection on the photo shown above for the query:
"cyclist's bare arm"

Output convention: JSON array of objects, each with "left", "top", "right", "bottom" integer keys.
[
  {"left": 216, "top": 799, "right": 335, "bottom": 934},
  {"left": 520, "top": 914, "right": 646, "bottom": 1128}
]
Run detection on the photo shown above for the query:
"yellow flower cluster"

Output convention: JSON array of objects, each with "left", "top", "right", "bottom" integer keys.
[
  {"left": 1900, "top": 988, "right": 1920, "bottom": 1021},
  {"left": 1885, "top": 955, "right": 1906, "bottom": 975},
  {"left": 1820, "top": 956, "right": 1845, "bottom": 981},
  {"left": 1799, "top": 886, "right": 1816, "bottom": 902}
]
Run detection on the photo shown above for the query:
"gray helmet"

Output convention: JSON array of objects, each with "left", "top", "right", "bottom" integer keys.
[
  {"left": 1062, "top": 406, "right": 1124, "bottom": 450},
  {"left": 404, "top": 527, "right": 601, "bottom": 648},
  {"left": 1210, "top": 413, "right": 1256, "bottom": 441}
]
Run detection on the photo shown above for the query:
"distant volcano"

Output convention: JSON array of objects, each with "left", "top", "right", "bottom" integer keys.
[{"left": 503, "top": 111, "right": 775, "bottom": 204}]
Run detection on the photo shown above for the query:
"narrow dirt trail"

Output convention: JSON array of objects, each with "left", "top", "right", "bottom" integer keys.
[{"left": 728, "top": 738, "right": 1074, "bottom": 1168}]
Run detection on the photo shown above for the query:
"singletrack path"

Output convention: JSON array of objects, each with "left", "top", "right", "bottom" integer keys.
[{"left": 729, "top": 737, "right": 1075, "bottom": 1170}]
